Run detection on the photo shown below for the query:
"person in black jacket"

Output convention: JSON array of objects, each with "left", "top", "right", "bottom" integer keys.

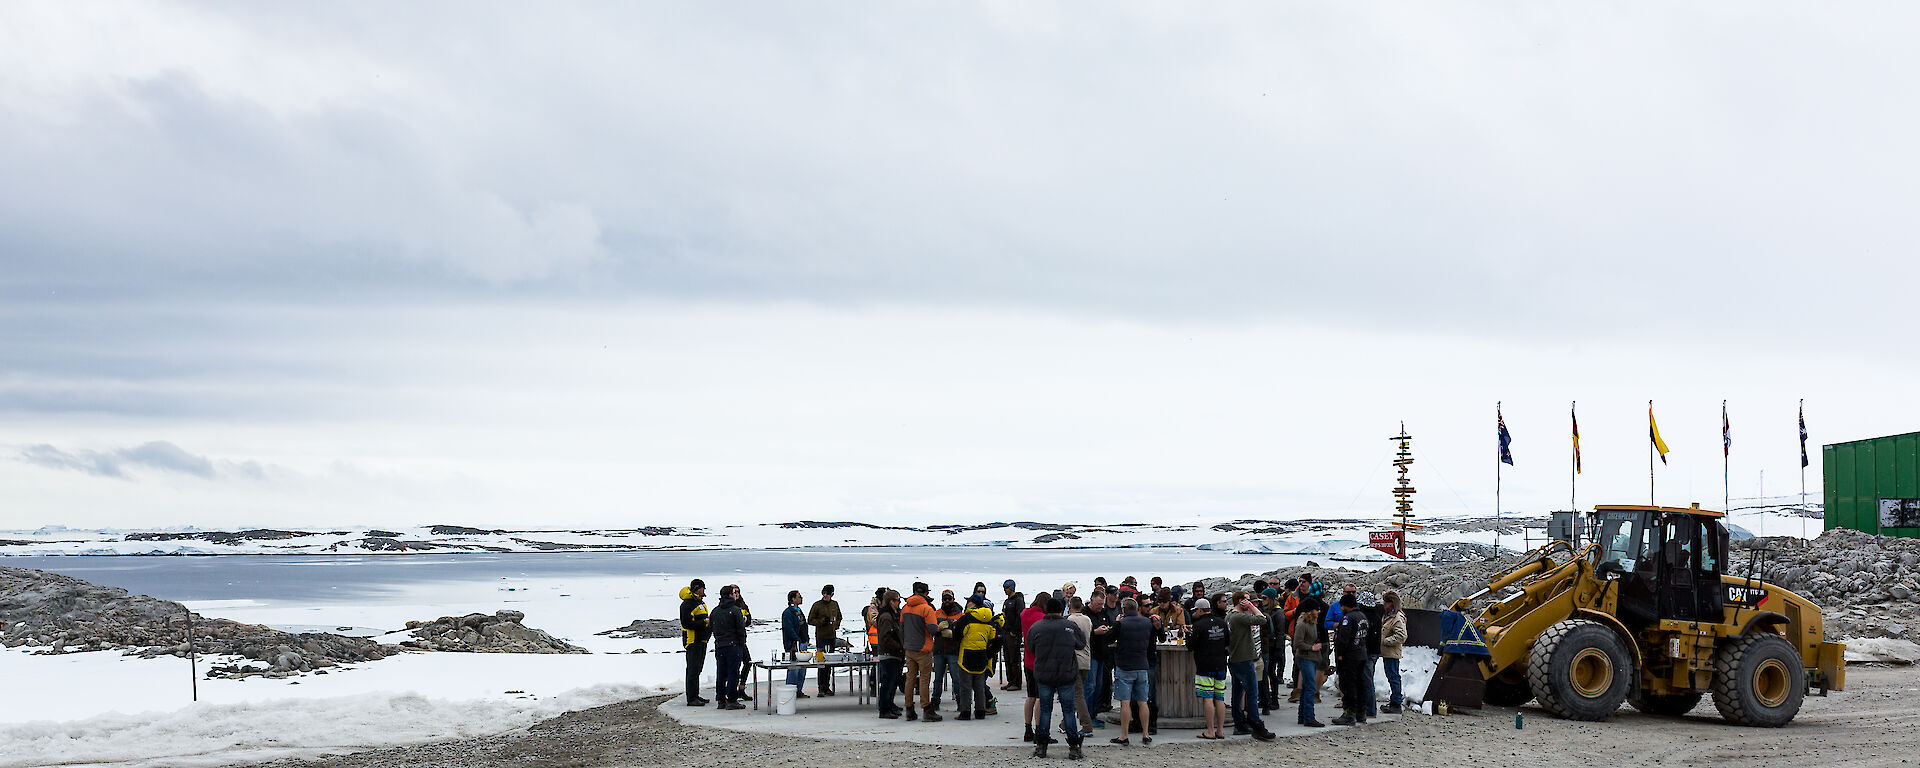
[
  {"left": 874, "top": 590, "right": 907, "bottom": 719},
  {"left": 710, "top": 585, "right": 749, "bottom": 710},
  {"left": 1330, "top": 592, "right": 1372, "bottom": 726},
  {"left": 1109, "top": 598, "right": 1156, "bottom": 745},
  {"left": 1000, "top": 580, "right": 1025, "bottom": 691},
  {"left": 1026, "top": 593, "right": 1086, "bottom": 760},
  {"left": 1359, "top": 592, "right": 1384, "bottom": 718},
  {"left": 679, "top": 579, "right": 711, "bottom": 707},
  {"left": 1188, "top": 596, "right": 1230, "bottom": 740}
]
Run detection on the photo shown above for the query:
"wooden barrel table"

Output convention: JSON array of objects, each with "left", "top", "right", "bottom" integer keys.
[{"left": 1099, "top": 643, "right": 1206, "bottom": 729}]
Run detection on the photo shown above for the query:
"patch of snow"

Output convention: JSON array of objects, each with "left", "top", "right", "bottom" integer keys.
[{"left": 1842, "top": 637, "right": 1920, "bottom": 665}]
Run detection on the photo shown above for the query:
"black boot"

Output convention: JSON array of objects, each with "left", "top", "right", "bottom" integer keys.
[
  {"left": 1067, "top": 738, "right": 1084, "bottom": 761},
  {"left": 1023, "top": 724, "right": 1035, "bottom": 742},
  {"left": 1031, "top": 743, "right": 1047, "bottom": 759},
  {"left": 922, "top": 705, "right": 944, "bottom": 722}
]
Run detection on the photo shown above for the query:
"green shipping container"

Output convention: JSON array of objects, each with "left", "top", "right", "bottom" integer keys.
[{"left": 1825, "top": 431, "right": 1920, "bottom": 538}]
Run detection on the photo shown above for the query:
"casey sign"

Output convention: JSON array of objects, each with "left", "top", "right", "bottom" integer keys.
[{"left": 1368, "top": 530, "right": 1406, "bottom": 559}]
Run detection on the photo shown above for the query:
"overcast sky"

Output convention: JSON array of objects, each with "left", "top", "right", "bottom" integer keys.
[{"left": 3, "top": 2, "right": 1916, "bottom": 530}]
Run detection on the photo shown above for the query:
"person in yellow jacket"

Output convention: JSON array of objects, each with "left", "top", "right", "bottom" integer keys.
[
  {"left": 679, "top": 580, "right": 711, "bottom": 707},
  {"left": 954, "top": 595, "right": 1004, "bottom": 720}
]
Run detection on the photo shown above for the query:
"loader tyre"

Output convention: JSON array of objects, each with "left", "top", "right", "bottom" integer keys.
[
  {"left": 1712, "top": 633, "right": 1804, "bottom": 727},
  {"left": 1526, "top": 619, "right": 1632, "bottom": 720},
  {"left": 1484, "top": 671, "right": 1533, "bottom": 707},
  {"left": 1628, "top": 688, "right": 1703, "bottom": 717}
]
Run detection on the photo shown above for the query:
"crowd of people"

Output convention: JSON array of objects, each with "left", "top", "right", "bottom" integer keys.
[{"left": 676, "top": 573, "right": 1407, "bottom": 759}]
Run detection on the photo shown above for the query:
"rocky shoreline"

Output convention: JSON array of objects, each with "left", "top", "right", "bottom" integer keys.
[{"left": 0, "top": 565, "right": 589, "bottom": 678}]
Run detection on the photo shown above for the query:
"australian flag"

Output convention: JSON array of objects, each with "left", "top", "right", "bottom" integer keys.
[{"left": 1498, "top": 405, "right": 1514, "bottom": 466}]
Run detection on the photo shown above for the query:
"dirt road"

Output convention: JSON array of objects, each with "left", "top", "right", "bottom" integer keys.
[{"left": 266, "top": 665, "right": 1918, "bottom": 768}]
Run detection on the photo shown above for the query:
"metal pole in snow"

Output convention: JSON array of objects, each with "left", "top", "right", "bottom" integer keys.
[{"left": 187, "top": 608, "right": 197, "bottom": 702}]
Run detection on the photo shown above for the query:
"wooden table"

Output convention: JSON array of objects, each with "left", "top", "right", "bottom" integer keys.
[{"left": 1099, "top": 643, "right": 1206, "bottom": 728}]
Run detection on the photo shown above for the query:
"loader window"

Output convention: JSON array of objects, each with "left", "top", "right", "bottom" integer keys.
[{"left": 1597, "top": 510, "right": 1652, "bottom": 571}]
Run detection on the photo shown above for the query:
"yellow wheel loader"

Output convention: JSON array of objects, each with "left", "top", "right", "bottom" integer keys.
[{"left": 1437, "top": 504, "right": 1845, "bottom": 726}]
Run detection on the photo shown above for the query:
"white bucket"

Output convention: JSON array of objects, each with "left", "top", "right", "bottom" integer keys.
[{"left": 774, "top": 684, "right": 799, "bottom": 715}]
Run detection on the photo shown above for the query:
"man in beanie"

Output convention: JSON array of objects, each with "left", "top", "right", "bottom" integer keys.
[
  {"left": 1001, "top": 580, "right": 1026, "bottom": 691},
  {"left": 931, "top": 589, "right": 964, "bottom": 713},
  {"left": 1261, "top": 586, "right": 1285, "bottom": 713},
  {"left": 807, "top": 585, "right": 841, "bottom": 696}
]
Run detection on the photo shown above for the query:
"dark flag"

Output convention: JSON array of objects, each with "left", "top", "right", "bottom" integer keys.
[
  {"left": 1799, "top": 401, "right": 1809, "bottom": 468},
  {"left": 1498, "top": 404, "right": 1514, "bottom": 466},
  {"left": 1571, "top": 403, "right": 1581, "bottom": 474}
]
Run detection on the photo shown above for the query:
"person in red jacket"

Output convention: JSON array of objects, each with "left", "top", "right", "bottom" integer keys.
[{"left": 1020, "top": 592, "right": 1048, "bottom": 744}]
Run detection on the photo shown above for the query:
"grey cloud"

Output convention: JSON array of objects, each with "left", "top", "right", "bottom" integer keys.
[
  {"left": 0, "top": 3, "right": 1914, "bottom": 347},
  {"left": 23, "top": 441, "right": 222, "bottom": 480}
]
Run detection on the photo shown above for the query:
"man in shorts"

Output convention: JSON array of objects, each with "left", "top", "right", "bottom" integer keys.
[
  {"left": 1108, "top": 598, "right": 1156, "bottom": 745},
  {"left": 1187, "top": 595, "right": 1231, "bottom": 740}
]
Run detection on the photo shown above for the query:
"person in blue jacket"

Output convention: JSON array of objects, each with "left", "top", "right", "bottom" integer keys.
[{"left": 782, "top": 590, "right": 811, "bottom": 696}]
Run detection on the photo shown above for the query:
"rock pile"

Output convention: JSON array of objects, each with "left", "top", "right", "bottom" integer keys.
[
  {"left": 0, "top": 565, "right": 399, "bottom": 678},
  {"left": 1735, "top": 529, "right": 1920, "bottom": 639},
  {"left": 401, "top": 610, "right": 589, "bottom": 653},
  {"left": 596, "top": 619, "right": 683, "bottom": 640}
]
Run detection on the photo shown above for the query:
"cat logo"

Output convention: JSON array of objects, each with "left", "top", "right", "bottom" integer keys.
[{"left": 1723, "top": 584, "right": 1766, "bottom": 608}]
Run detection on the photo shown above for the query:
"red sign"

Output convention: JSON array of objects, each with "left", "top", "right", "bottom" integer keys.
[{"left": 1368, "top": 530, "right": 1406, "bottom": 559}]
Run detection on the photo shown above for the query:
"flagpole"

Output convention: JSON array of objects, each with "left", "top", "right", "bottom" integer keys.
[
  {"left": 1495, "top": 401, "right": 1502, "bottom": 556},
  {"left": 1649, "top": 400, "right": 1656, "bottom": 506},
  {"left": 1800, "top": 398, "right": 1808, "bottom": 539},
  {"left": 1570, "top": 400, "right": 1577, "bottom": 516}
]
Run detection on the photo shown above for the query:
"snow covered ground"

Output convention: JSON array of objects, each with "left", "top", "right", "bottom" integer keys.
[
  {"left": 0, "top": 649, "right": 662, "bottom": 768},
  {"left": 0, "top": 506, "right": 1831, "bottom": 766}
]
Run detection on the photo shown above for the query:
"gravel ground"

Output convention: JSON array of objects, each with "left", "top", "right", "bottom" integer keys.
[{"left": 264, "top": 665, "right": 1918, "bottom": 768}]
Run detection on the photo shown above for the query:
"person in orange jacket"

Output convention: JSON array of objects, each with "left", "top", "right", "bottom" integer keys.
[{"left": 900, "top": 581, "right": 943, "bottom": 721}]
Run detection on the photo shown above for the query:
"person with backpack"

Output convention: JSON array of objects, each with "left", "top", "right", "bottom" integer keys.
[
  {"left": 679, "top": 579, "right": 711, "bottom": 707},
  {"left": 1359, "top": 591, "right": 1384, "bottom": 718},
  {"left": 781, "top": 589, "right": 811, "bottom": 697},
  {"left": 955, "top": 594, "right": 1003, "bottom": 721},
  {"left": 1025, "top": 593, "right": 1087, "bottom": 761},
  {"left": 710, "top": 584, "right": 749, "bottom": 711},
  {"left": 806, "top": 585, "right": 841, "bottom": 696},
  {"left": 1330, "top": 592, "right": 1373, "bottom": 726},
  {"left": 874, "top": 589, "right": 906, "bottom": 719},
  {"left": 1188, "top": 595, "right": 1230, "bottom": 740}
]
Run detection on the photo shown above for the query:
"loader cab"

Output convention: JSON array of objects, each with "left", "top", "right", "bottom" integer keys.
[{"left": 1592, "top": 505, "right": 1729, "bottom": 624}]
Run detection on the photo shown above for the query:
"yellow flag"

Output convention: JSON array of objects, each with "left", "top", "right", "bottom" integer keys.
[{"left": 1649, "top": 406, "right": 1670, "bottom": 464}]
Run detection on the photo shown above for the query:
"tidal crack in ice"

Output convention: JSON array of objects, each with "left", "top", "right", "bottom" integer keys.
[{"left": 0, "top": 684, "right": 646, "bottom": 768}]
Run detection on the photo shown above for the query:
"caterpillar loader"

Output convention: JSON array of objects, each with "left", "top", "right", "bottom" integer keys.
[{"left": 1436, "top": 504, "right": 1845, "bottom": 726}]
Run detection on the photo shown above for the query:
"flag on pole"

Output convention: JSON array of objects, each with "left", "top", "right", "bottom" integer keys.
[
  {"left": 1497, "top": 403, "right": 1514, "bottom": 466},
  {"left": 1722, "top": 401, "right": 1731, "bottom": 456},
  {"left": 1650, "top": 406, "right": 1670, "bottom": 464},
  {"left": 1799, "top": 401, "right": 1809, "bottom": 468},
  {"left": 1571, "top": 403, "right": 1582, "bottom": 474}
]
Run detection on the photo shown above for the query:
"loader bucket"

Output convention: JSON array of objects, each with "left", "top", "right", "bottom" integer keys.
[{"left": 1421, "top": 654, "right": 1487, "bottom": 709}]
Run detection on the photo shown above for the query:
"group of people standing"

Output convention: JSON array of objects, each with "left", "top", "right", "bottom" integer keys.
[{"left": 675, "top": 572, "right": 1408, "bottom": 758}]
